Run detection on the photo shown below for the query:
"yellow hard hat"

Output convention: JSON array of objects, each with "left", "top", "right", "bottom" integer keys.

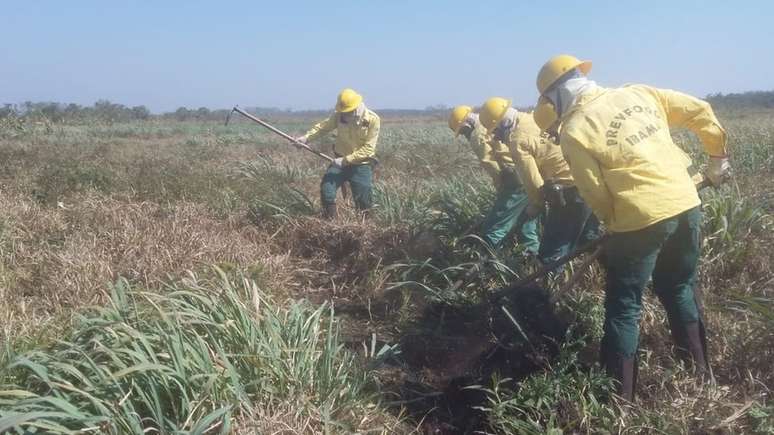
[
  {"left": 479, "top": 97, "right": 511, "bottom": 132},
  {"left": 335, "top": 88, "right": 363, "bottom": 113},
  {"left": 536, "top": 54, "right": 592, "bottom": 95},
  {"left": 533, "top": 96, "right": 559, "bottom": 132},
  {"left": 448, "top": 105, "right": 473, "bottom": 135}
]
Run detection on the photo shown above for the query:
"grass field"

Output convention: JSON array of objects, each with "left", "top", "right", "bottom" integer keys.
[{"left": 0, "top": 108, "right": 772, "bottom": 433}]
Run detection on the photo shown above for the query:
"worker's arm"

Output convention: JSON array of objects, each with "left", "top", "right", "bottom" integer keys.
[
  {"left": 652, "top": 87, "right": 728, "bottom": 156},
  {"left": 490, "top": 139, "right": 516, "bottom": 167},
  {"left": 511, "top": 139, "right": 545, "bottom": 206},
  {"left": 344, "top": 115, "right": 380, "bottom": 164},
  {"left": 561, "top": 134, "right": 614, "bottom": 224},
  {"left": 470, "top": 134, "right": 503, "bottom": 183},
  {"left": 304, "top": 113, "right": 338, "bottom": 142}
]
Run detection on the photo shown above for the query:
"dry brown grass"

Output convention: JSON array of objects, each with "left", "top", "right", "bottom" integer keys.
[
  {"left": 274, "top": 214, "right": 409, "bottom": 293},
  {"left": 0, "top": 190, "right": 282, "bottom": 341},
  {"left": 233, "top": 401, "right": 415, "bottom": 434},
  {"left": 0, "top": 114, "right": 772, "bottom": 433}
]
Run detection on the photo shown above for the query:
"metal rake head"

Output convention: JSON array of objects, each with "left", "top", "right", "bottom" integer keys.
[{"left": 224, "top": 106, "right": 238, "bottom": 126}]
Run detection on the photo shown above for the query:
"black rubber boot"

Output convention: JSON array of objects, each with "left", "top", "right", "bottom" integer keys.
[
  {"left": 669, "top": 320, "right": 709, "bottom": 374},
  {"left": 323, "top": 203, "right": 338, "bottom": 220},
  {"left": 683, "top": 321, "right": 709, "bottom": 374},
  {"left": 602, "top": 350, "right": 638, "bottom": 402},
  {"left": 618, "top": 356, "right": 637, "bottom": 401}
]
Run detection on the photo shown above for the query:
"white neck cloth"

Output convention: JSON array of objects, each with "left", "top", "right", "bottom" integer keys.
[{"left": 545, "top": 73, "right": 598, "bottom": 117}]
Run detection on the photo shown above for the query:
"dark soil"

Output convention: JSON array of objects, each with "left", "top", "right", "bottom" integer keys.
[
  {"left": 288, "top": 220, "right": 573, "bottom": 433},
  {"left": 341, "top": 284, "right": 570, "bottom": 434}
]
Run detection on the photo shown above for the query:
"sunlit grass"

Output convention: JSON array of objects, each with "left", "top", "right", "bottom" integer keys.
[
  {"left": 0, "top": 269, "right": 378, "bottom": 434},
  {"left": 0, "top": 109, "right": 771, "bottom": 433}
]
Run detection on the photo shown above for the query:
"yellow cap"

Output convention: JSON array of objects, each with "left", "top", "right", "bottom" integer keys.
[
  {"left": 335, "top": 88, "right": 363, "bottom": 113},
  {"left": 448, "top": 105, "right": 473, "bottom": 135},
  {"left": 536, "top": 54, "right": 592, "bottom": 95},
  {"left": 533, "top": 96, "right": 559, "bottom": 132},
  {"left": 478, "top": 97, "right": 511, "bottom": 132}
]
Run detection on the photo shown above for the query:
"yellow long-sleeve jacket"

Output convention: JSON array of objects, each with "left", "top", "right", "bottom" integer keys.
[
  {"left": 560, "top": 84, "right": 727, "bottom": 233},
  {"left": 468, "top": 116, "right": 515, "bottom": 186},
  {"left": 506, "top": 111, "right": 574, "bottom": 205},
  {"left": 304, "top": 107, "right": 380, "bottom": 164}
]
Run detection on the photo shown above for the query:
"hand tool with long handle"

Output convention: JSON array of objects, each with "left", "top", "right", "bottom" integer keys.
[
  {"left": 226, "top": 106, "right": 335, "bottom": 162},
  {"left": 488, "top": 235, "right": 606, "bottom": 303},
  {"left": 489, "top": 176, "right": 714, "bottom": 303}
]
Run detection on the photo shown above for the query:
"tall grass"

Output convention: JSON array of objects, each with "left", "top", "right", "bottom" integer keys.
[
  {"left": 701, "top": 186, "right": 772, "bottom": 271},
  {"left": 0, "top": 268, "right": 374, "bottom": 434},
  {"left": 238, "top": 156, "right": 318, "bottom": 221},
  {"left": 0, "top": 110, "right": 772, "bottom": 433}
]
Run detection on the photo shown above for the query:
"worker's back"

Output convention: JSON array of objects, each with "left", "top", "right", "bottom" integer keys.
[{"left": 560, "top": 84, "right": 707, "bottom": 232}]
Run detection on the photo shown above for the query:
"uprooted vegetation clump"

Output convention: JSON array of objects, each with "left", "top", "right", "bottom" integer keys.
[{"left": 0, "top": 112, "right": 772, "bottom": 433}]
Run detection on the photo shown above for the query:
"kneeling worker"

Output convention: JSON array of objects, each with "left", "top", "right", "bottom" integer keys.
[
  {"left": 448, "top": 106, "right": 540, "bottom": 254},
  {"left": 478, "top": 97, "right": 600, "bottom": 267},
  {"left": 535, "top": 54, "right": 731, "bottom": 400},
  {"left": 296, "top": 88, "right": 380, "bottom": 219}
]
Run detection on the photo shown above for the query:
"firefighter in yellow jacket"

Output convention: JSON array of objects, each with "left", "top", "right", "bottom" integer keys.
[
  {"left": 478, "top": 98, "right": 600, "bottom": 266},
  {"left": 535, "top": 54, "right": 731, "bottom": 400},
  {"left": 296, "top": 89, "right": 380, "bottom": 218},
  {"left": 448, "top": 106, "right": 540, "bottom": 253}
]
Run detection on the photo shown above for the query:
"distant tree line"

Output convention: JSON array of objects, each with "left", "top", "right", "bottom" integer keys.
[
  {"left": 0, "top": 101, "right": 317, "bottom": 122},
  {"left": 705, "top": 90, "right": 774, "bottom": 110},
  {"left": 0, "top": 100, "right": 152, "bottom": 122},
  {"left": 0, "top": 101, "right": 447, "bottom": 122},
  {"left": 0, "top": 101, "right": 233, "bottom": 122},
  {"left": 3, "top": 91, "right": 772, "bottom": 123}
]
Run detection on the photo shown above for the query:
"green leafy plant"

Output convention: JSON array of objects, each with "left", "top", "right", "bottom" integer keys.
[
  {"left": 702, "top": 188, "right": 771, "bottom": 270},
  {"left": 0, "top": 268, "right": 371, "bottom": 434},
  {"left": 470, "top": 332, "right": 616, "bottom": 434}
]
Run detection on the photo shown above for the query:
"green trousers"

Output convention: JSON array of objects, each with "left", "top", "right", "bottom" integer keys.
[
  {"left": 320, "top": 163, "right": 373, "bottom": 210},
  {"left": 601, "top": 206, "right": 702, "bottom": 359},
  {"left": 538, "top": 187, "right": 601, "bottom": 265},
  {"left": 480, "top": 173, "right": 540, "bottom": 254}
]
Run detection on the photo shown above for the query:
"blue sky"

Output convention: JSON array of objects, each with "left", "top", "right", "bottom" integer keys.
[{"left": 1, "top": 1, "right": 772, "bottom": 112}]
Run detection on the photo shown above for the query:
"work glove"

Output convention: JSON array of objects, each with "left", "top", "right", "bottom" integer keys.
[
  {"left": 706, "top": 156, "right": 731, "bottom": 186},
  {"left": 294, "top": 136, "right": 308, "bottom": 148},
  {"left": 332, "top": 157, "right": 345, "bottom": 168}
]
